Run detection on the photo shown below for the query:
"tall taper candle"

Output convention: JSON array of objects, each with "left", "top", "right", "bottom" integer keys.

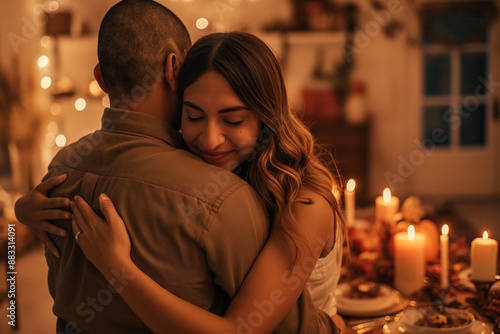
[
  {"left": 440, "top": 224, "right": 449, "bottom": 288},
  {"left": 344, "top": 179, "right": 355, "bottom": 226}
]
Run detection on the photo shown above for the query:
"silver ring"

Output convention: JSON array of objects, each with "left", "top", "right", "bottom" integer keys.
[{"left": 74, "top": 230, "right": 82, "bottom": 241}]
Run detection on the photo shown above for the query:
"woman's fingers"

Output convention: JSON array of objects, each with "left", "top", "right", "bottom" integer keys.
[
  {"left": 37, "top": 174, "right": 67, "bottom": 195},
  {"left": 71, "top": 216, "right": 85, "bottom": 246},
  {"left": 98, "top": 194, "right": 119, "bottom": 226},
  {"left": 74, "top": 195, "right": 102, "bottom": 226},
  {"left": 71, "top": 199, "right": 88, "bottom": 231}
]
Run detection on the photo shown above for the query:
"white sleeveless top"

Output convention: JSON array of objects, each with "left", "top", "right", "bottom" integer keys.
[{"left": 305, "top": 237, "right": 342, "bottom": 316}]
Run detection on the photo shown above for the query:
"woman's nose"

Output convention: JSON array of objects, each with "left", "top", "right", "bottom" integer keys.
[{"left": 200, "top": 123, "right": 225, "bottom": 150}]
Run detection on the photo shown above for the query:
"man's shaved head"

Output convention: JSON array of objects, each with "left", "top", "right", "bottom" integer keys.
[{"left": 98, "top": 0, "right": 191, "bottom": 99}]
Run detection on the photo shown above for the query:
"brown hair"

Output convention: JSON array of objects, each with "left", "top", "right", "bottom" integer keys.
[{"left": 178, "top": 32, "right": 345, "bottom": 260}]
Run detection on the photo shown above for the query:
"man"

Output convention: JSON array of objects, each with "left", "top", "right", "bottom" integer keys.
[{"left": 15, "top": 1, "right": 339, "bottom": 333}]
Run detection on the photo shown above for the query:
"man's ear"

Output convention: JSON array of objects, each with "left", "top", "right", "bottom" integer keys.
[
  {"left": 93, "top": 63, "right": 108, "bottom": 94},
  {"left": 164, "top": 53, "right": 180, "bottom": 92}
]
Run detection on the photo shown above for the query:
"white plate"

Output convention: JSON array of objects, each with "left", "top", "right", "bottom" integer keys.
[
  {"left": 336, "top": 283, "right": 403, "bottom": 316},
  {"left": 458, "top": 268, "right": 500, "bottom": 291},
  {"left": 401, "top": 308, "right": 475, "bottom": 334},
  {"left": 383, "top": 319, "right": 492, "bottom": 334},
  {"left": 336, "top": 283, "right": 393, "bottom": 309}
]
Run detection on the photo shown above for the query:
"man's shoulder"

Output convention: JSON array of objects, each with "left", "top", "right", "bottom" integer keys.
[{"left": 49, "top": 138, "right": 257, "bottom": 208}]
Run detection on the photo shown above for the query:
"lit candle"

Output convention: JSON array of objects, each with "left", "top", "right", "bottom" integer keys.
[
  {"left": 394, "top": 225, "right": 426, "bottom": 295},
  {"left": 471, "top": 231, "right": 498, "bottom": 282},
  {"left": 440, "top": 224, "right": 449, "bottom": 288},
  {"left": 344, "top": 179, "right": 355, "bottom": 226},
  {"left": 375, "top": 188, "right": 400, "bottom": 224}
]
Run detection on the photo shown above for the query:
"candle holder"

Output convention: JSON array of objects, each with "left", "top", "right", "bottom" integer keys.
[{"left": 468, "top": 273, "right": 500, "bottom": 306}]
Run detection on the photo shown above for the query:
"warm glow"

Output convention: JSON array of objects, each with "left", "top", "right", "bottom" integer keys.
[
  {"left": 442, "top": 224, "right": 449, "bottom": 235},
  {"left": 48, "top": 1, "right": 59, "bottom": 11},
  {"left": 483, "top": 231, "right": 488, "bottom": 240},
  {"left": 41, "top": 76, "right": 52, "bottom": 89},
  {"left": 38, "top": 55, "right": 49, "bottom": 68},
  {"left": 89, "top": 80, "right": 102, "bottom": 97},
  {"left": 383, "top": 188, "right": 391, "bottom": 203},
  {"left": 47, "top": 121, "right": 58, "bottom": 134},
  {"left": 45, "top": 133, "right": 55, "bottom": 147},
  {"left": 50, "top": 103, "right": 61, "bottom": 115},
  {"left": 55, "top": 134, "right": 67, "bottom": 147},
  {"left": 346, "top": 179, "right": 355, "bottom": 192},
  {"left": 102, "top": 95, "right": 110, "bottom": 107},
  {"left": 408, "top": 225, "right": 415, "bottom": 241},
  {"left": 40, "top": 36, "right": 51, "bottom": 47},
  {"left": 75, "top": 98, "right": 86, "bottom": 111},
  {"left": 196, "top": 18, "right": 209, "bottom": 30}
]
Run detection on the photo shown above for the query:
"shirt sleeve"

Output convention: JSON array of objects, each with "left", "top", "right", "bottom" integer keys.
[{"left": 203, "top": 183, "right": 269, "bottom": 298}]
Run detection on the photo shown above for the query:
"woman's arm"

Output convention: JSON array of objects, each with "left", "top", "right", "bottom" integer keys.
[
  {"left": 14, "top": 174, "right": 71, "bottom": 257},
  {"left": 72, "top": 192, "right": 334, "bottom": 334}
]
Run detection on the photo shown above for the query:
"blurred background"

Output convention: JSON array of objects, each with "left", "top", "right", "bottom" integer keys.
[{"left": 0, "top": 0, "right": 499, "bottom": 332}]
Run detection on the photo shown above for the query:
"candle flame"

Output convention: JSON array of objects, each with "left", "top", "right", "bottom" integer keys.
[
  {"left": 442, "top": 224, "right": 449, "bottom": 235},
  {"left": 383, "top": 188, "right": 391, "bottom": 203},
  {"left": 483, "top": 231, "right": 488, "bottom": 240},
  {"left": 408, "top": 225, "right": 415, "bottom": 241},
  {"left": 346, "top": 179, "right": 356, "bottom": 192}
]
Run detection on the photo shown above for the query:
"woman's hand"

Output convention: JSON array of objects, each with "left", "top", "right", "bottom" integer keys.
[
  {"left": 71, "top": 194, "right": 133, "bottom": 281},
  {"left": 14, "top": 174, "right": 71, "bottom": 258}
]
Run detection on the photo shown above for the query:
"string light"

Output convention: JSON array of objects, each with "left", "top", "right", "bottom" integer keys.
[
  {"left": 88, "top": 80, "right": 102, "bottom": 97},
  {"left": 41, "top": 76, "right": 52, "bottom": 89},
  {"left": 196, "top": 18, "right": 209, "bottom": 30},
  {"left": 38, "top": 55, "right": 49, "bottom": 68},
  {"left": 75, "top": 98, "right": 86, "bottom": 111},
  {"left": 45, "top": 133, "right": 56, "bottom": 147},
  {"left": 50, "top": 103, "right": 61, "bottom": 115},
  {"left": 102, "top": 95, "right": 110, "bottom": 107},
  {"left": 55, "top": 134, "right": 67, "bottom": 147},
  {"left": 40, "top": 36, "right": 51, "bottom": 47},
  {"left": 48, "top": 1, "right": 59, "bottom": 11},
  {"left": 47, "top": 121, "right": 58, "bottom": 133}
]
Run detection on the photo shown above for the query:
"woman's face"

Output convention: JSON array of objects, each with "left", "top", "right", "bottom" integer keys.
[{"left": 181, "top": 70, "right": 261, "bottom": 170}]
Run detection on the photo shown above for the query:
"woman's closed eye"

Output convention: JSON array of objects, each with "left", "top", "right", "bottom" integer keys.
[
  {"left": 187, "top": 115, "right": 204, "bottom": 122},
  {"left": 224, "top": 119, "right": 243, "bottom": 126}
]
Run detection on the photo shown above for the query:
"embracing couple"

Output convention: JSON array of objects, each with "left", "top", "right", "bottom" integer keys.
[{"left": 15, "top": 1, "right": 346, "bottom": 333}]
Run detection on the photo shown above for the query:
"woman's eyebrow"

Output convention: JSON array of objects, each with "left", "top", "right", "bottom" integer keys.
[
  {"left": 183, "top": 101, "right": 248, "bottom": 114},
  {"left": 218, "top": 106, "right": 249, "bottom": 114},
  {"left": 183, "top": 101, "right": 204, "bottom": 112}
]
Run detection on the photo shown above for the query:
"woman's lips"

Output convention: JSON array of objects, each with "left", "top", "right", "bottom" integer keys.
[{"left": 200, "top": 151, "right": 232, "bottom": 163}]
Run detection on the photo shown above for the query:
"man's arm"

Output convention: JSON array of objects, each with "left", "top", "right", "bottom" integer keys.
[{"left": 203, "top": 183, "right": 269, "bottom": 298}]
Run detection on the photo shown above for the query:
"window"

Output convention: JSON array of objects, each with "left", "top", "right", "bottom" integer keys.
[{"left": 421, "top": 2, "right": 495, "bottom": 148}]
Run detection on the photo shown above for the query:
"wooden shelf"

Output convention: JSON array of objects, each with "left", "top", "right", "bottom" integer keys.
[{"left": 309, "top": 120, "right": 370, "bottom": 204}]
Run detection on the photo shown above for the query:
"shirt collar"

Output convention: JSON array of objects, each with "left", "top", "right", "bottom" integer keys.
[{"left": 101, "top": 108, "right": 186, "bottom": 149}]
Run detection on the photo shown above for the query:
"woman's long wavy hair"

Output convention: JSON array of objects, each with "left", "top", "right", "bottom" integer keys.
[{"left": 178, "top": 32, "right": 345, "bottom": 261}]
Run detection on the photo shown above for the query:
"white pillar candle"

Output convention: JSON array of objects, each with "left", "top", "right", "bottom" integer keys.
[
  {"left": 440, "top": 224, "right": 449, "bottom": 288},
  {"left": 344, "top": 179, "right": 355, "bottom": 226},
  {"left": 471, "top": 231, "right": 498, "bottom": 282},
  {"left": 394, "top": 225, "right": 426, "bottom": 295},
  {"left": 375, "top": 188, "right": 399, "bottom": 223}
]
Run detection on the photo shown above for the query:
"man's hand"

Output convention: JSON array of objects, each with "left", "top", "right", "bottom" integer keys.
[{"left": 14, "top": 174, "right": 71, "bottom": 258}]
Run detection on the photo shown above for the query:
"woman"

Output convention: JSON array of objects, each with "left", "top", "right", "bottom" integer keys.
[{"left": 23, "top": 32, "right": 346, "bottom": 333}]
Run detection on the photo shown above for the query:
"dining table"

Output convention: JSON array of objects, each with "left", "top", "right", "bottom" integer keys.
[{"left": 335, "top": 204, "right": 499, "bottom": 334}]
